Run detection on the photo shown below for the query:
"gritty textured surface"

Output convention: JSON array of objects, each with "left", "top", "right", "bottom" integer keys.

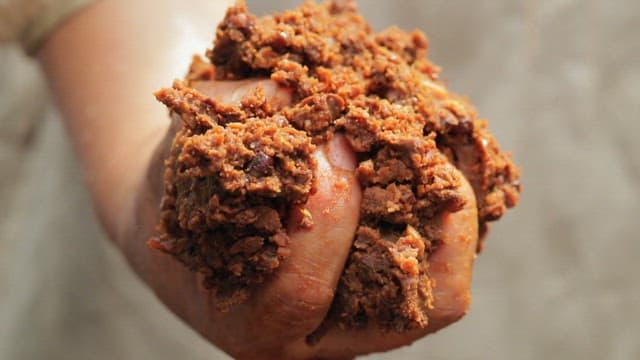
[
  {"left": 152, "top": 82, "right": 317, "bottom": 308},
  {"left": 3, "top": 0, "right": 640, "bottom": 359},
  {"left": 151, "top": 0, "right": 519, "bottom": 331}
]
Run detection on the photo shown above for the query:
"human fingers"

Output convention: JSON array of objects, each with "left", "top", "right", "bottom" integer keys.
[
  {"left": 311, "top": 166, "right": 478, "bottom": 358},
  {"left": 252, "top": 134, "right": 361, "bottom": 345},
  {"left": 183, "top": 80, "right": 362, "bottom": 356}
]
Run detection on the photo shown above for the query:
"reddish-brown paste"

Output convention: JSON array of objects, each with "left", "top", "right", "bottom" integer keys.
[{"left": 150, "top": 0, "right": 520, "bottom": 338}]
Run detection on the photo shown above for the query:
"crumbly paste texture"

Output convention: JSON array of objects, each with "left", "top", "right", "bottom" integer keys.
[{"left": 151, "top": 0, "right": 520, "bottom": 334}]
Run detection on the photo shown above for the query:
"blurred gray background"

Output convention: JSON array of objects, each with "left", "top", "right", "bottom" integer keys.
[{"left": 1, "top": 0, "right": 639, "bottom": 359}]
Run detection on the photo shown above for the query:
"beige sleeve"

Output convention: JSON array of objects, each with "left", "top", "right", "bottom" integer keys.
[{"left": 0, "top": 0, "right": 95, "bottom": 55}]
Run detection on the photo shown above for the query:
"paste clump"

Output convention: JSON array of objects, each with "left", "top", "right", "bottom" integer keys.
[{"left": 150, "top": 0, "right": 520, "bottom": 335}]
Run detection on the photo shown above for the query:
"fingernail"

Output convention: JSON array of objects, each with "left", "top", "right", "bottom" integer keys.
[{"left": 326, "top": 134, "right": 357, "bottom": 171}]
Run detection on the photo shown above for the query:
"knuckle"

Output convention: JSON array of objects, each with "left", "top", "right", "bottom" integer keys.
[{"left": 435, "top": 288, "right": 471, "bottom": 323}]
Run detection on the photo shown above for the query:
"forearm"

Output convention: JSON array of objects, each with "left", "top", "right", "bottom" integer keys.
[{"left": 38, "top": 0, "right": 233, "bottom": 242}]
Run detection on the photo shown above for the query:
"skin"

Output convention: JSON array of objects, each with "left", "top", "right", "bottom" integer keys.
[{"left": 38, "top": 0, "right": 478, "bottom": 358}]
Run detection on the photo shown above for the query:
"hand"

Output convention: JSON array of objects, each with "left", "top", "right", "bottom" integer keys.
[
  {"left": 37, "top": 1, "right": 479, "bottom": 357},
  {"left": 118, "top": 79, "right": 478, "bottom": 359}
]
